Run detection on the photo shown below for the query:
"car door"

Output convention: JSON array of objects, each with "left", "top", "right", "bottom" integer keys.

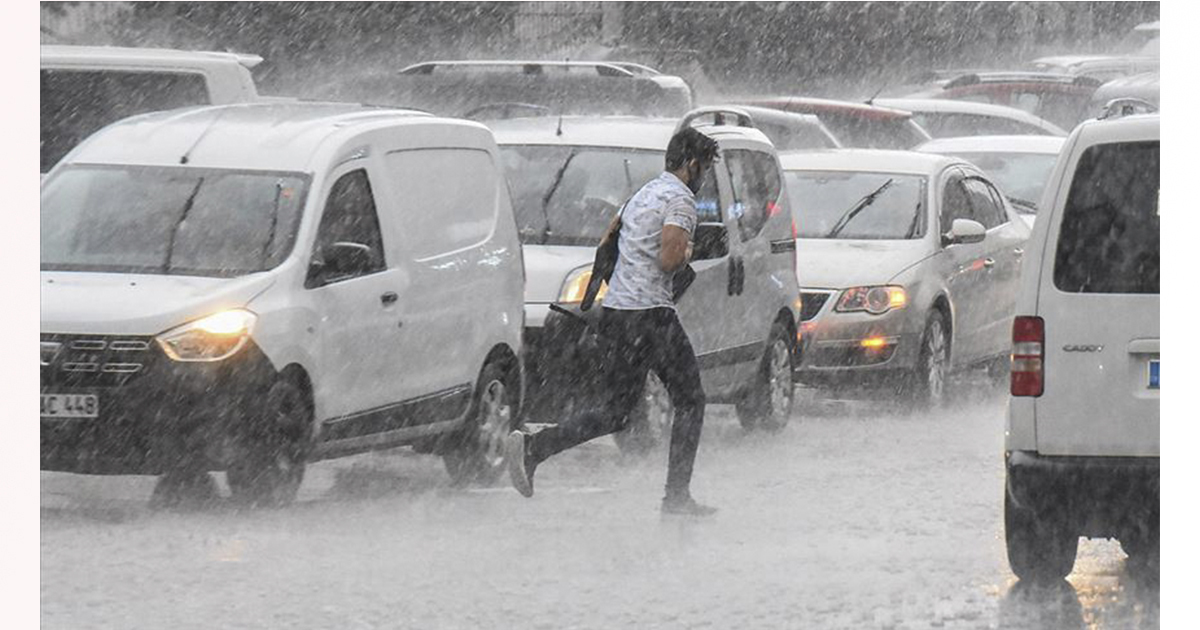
[
  {"left": 306, "top": 166, "right": 409, "bottom": 430},
  {"left": 961, "top": 172, "right": 1030, "bottom": 360},
  {"left": 672, "top": 161, "right": 743, "bottom": 396},
  {"left": 936, "top": 167, "right": 991, "bottom": 365}
]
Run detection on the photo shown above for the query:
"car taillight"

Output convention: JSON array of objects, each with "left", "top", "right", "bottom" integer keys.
[{"left": 1011, "top": 316, "right": 1044, "bottom": 397}]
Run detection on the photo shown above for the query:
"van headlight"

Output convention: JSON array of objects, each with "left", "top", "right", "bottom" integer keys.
[
  {"left": 559, "top": 266, "right": 607, "bottom": 304},
  {"left": 157, "top": 309, "right": 257, "bottom": 362},
  {"left": 836, "top": 286, "right": 907, "bottom": 315}
]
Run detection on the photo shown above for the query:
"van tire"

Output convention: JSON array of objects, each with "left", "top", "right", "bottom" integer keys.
[
  {"left": 226, "top": 378, "right": 311, "bottom": 508},
  {"left": 736, "top": 323, "right": 795, "bottom": 432},
  {"left": 443, "top": 362, "right": 517, "bottom": 486},
  {"left": 911, "top": 312, "right": 950, "bottom": 408},
  {"left": 1005, "top": 491, "right": 1078, "bottom": 582},
  {"left": 614, "top": 371, "right": 672, "bottom": 456}
]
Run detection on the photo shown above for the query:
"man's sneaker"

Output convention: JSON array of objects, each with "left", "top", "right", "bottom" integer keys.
[
  {"left": 661, "top": 495, "right": 718, "bottom": 517},
  {"left": 505, "top": 431, "right": 536, "bottom": 498}
]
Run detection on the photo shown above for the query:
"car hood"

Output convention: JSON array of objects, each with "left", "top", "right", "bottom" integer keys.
[
  {"left": 796, "top": 238, "right": 933, "bottom": 289},
  {"left": 40, "top": 271, "right": 275, "bottom": 335},
  {"left": 522, "top": 245, "right": 596, "bottom": 303}
]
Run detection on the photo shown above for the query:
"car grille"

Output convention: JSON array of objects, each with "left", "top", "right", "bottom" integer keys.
[
  {"left": 41, "top": 334, "right": 155, "bottom": 388},
  {"left": 800, "top": 291, "right": 834, "bottom": 322}
]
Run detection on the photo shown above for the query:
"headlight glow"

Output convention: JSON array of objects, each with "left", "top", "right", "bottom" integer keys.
[
  {"left": 157, "top": 309, "right": 257, "bottom": 362},
  {"left": 559, "top": 266, "right": 606, "bottom": 304},
  {"left": 836, "top": 286, "right": 908, "bottom": 315}
]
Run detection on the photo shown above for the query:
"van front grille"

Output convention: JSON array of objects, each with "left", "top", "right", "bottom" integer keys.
[{"left": 41, "top": 334, "right": 155, "bottom": 388}]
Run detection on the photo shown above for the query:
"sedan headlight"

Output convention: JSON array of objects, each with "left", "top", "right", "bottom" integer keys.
[
  {"left": 559, "top": 266, "right": 607, "bottom": 304},
  {"left": 836, "top": 286, "right": 907, "bottom": 315},
  {"left": 157, "top": 309, "right": 257, "bottom": 362}
]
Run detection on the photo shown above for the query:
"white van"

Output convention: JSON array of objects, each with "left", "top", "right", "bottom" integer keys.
[
  {"left": 491, "top": 109, "right": 802, "bottom": 453},
  {"left": 1004, "top": 113, "right": 1159, "bottom": 580},
  {"left": 41, "top": 45, "right": 262, "bottom": 173},
  {"left": 40, "top": 103, "right": 525, "bottom": 506}
]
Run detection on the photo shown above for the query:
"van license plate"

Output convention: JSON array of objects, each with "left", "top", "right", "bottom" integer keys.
[
  {"left": 1148, "top": 360, "right": 1159, "bottom": 390},
  {"left": 41, "top": 394, "right": 99, "bottom": 419}
]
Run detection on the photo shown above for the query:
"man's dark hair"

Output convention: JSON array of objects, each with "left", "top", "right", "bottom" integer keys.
[{"left": 665, "top": 127, "right": 720, "bottom": 171}]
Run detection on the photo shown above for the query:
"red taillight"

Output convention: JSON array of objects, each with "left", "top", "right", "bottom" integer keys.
[
  {"left": 1011, "top": 316, "right": 1044, "bottom": 397},
  {"left": 791, "top": 217, "right": 799, "bottom": 301}
]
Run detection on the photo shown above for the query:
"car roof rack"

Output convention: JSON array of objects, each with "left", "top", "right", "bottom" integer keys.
[
  {"left": 943, "top": 72, "right": 1103, "bottom": 89},
  {"left": 1098, "top": 97, "right": 1158, "bottom": 120},
  {"left": 399, "top": 60, "right": 635, "bottom": 78},
  {"left": 677, "top": 106, "right": 756, "bottom": 132}
]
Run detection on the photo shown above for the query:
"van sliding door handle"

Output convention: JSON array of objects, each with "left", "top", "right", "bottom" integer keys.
[
  {"left": 1013, "top": 247, "right": 1024, "bottom": 256},
  {"left": 982, "top": 258, "right": 996, "bottom": 268},
  {"left": 380, "top": 292, "right": 399, "bottom": 306}
]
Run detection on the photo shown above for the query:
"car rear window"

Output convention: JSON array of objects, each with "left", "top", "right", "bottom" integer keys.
[
  {"left": 1053, "top": 140, "right": 1159, "bottom": 294},
  {"left": 41, "top": 69, "right": 211, "bottom": 172}
]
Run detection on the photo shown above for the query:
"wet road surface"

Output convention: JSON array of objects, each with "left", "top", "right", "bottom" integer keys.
[{"left": 42, "top": 383, "right": 1159, "bottom": 629}]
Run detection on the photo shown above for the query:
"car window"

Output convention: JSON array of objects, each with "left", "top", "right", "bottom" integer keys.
[
  {"left": 962, "top": 176, "right": 1007, "bottom": 229},
  {"left": 786, "top": 171, "right": 926, "bottom": 240},
  {"left": 940, "top": 171, "right": 973, "bottom": 234},
  {"left": 41, "top": 69, "right": 211, "bottom": 173},
  {"left": 947, "top": 151, "right": 1059, "bottom": 207},
  {"left": 312, "top": 169, "right": 386, "bottom": 281},
  {"left": 694, "top": 161, "right": 722, "bottom": 224},
  {"left": 920, "top": 113, "right": 1038, "bottom": 138},
  {"left": 724, "top": 149, "right": 782, "bottom": 240},
  {"left": 1053, "top": 140, "right": 1159, "bottom": 294}
]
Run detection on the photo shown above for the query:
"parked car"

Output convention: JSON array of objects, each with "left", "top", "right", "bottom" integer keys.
[
  {"left": 779, "top": 149, "right": 1031, "bottom": 405},
  {"left": 872, "top": 98, "right": 1067, "bottom": 138},
  {"left": 740, "top": 97, "right": 932, "bottom": 149},
  {"left": 718, "top": 105, "right": 841, "bottom": 150},
  {"left": 1028, "top": 55, "right": 1159, "bottom": 82},
  {"left": 491, "top": 109, "right": 802, "bottom": 452},
  {"left": 904, "top": 72, "right": 1104, "bottom": 131},
  {"left": 1087, "top": 71, "right": 1159, "bottom": 118},
  {"left": 1004, "top": 113, "right": 1159, "bottom": 581},
  {"left": 315, "top": 60, "right": 691, "bottom": 119},
  {"left": 916, "top": 135, "right": 1067, "bottom": 227},
  {"left": 40, "top": 45, "right": 262, "bottom": 174},
  {"left": 40, "top": 102, "right": 525, "bottom": 505}
]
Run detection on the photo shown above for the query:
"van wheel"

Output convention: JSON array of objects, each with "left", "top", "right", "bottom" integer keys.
[
  {"left": 443, "top": 362, "right": 516, "bottom": 486},
  {"left": 1005, "top": 491, "right": 1078, "bottom": 582},
  {"left": 614, "top": 371, "right": 672, "bottom": 456},
  {"left": 736, "top": 323, "right": 794, "bottom": 432},
  {"left": 911, "top": 312, "right": 950, "bottom": 408},
  {"left": 227, "top": 378, "right": 311, "bottom": 508}
]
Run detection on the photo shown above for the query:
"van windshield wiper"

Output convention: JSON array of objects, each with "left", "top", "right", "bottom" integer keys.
[
  {"left": 162, "top": 177, "right": 205, "bottom": 273},
  {"left": 825, "top": 178, "right": 893, "bottom": 238},
  {"left": 259, "top": 180, "right": 285, "bottom": 264},
  {"left": 539, "top": 149, "right": 578, "bottom": 244}
]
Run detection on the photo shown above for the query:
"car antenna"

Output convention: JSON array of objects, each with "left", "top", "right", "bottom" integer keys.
[
  {"left": 556, "top": 56, "right": 568, "bottom": 136},
  {"left": 179, "top": 105, "right": 233, "bottom": 165},
  {"left": 864, "top": 83, "right": 887, "bottom": 106}
]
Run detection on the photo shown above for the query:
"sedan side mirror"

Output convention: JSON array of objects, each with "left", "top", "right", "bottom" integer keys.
[
  {"left": 308, "top": 241, "right": 376, "bottom": 286},
  {"left": 942, "top": 218, "right": 986, "bottom": 246},
  {"left": 692, "top": 222, "right": 729, "bottom": 261}
]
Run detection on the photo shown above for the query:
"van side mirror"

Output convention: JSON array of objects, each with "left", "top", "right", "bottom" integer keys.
[
  {"left": 308, "top": 241, "right": 375, "bottom": 286},
  {"left": 692, "top": 222, "right": 729, "bottom": 260},
  {"left": 942, "top": 218, "right": 986, "bottom": 246}
]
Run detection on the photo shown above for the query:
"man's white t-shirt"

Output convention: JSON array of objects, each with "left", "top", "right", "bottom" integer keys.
[{"left": 604, "top": 172, "right": 697, "bottom": 311}]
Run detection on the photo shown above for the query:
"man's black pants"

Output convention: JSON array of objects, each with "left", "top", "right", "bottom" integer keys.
[{"left": 528, "top": 307, "right": 706, "bottom": 499}]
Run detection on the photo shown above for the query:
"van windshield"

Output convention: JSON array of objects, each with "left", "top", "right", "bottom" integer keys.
[
  {"left": 785, "top": 171, "right": 927, "bottom": 239},
  {"left": 41, "top": 165, "right": 309, "bottom": 277}
]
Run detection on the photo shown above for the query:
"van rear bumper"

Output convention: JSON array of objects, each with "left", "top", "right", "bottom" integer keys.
[{"left": 1005, "top": 450, "right": 1159, "bottom": 536}]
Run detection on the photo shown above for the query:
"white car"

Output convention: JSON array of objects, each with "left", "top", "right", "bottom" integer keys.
[
  {"left": 41, "top": 45, "right": 263, "bottom": 173},
  {"left": 916, "top": 135, "right": 1067, "bottom": 228},
  {"left": 1004, "top": 113, "right": 1159, "bottom": 581},
  {"left": 780, "top": 150, "right": 1031, "bottom": 405},
  {"left": 40, "top": 102, "right": 526, "bottom": 505},
  {"left": 1028, "top": 54, "right": 1159, "bottom": 83},
  {"left": 490, "top": 109, "right": 802, "bottom": 451},
  {"left": 872, "top": 98, "right": 1067, "bottom": 138}
]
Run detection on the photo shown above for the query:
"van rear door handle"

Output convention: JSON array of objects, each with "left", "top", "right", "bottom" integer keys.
[
  {"left": 1013, "top": 247, "right": 1024, "bottom": 256},
  {"left": 982, "top": 257, "right": 996, "bottom": 268},
  {"left": 381, "top": 292, "right": 398, "bottom": 306}
]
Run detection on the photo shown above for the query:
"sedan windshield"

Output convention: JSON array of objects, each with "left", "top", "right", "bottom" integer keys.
[
  {"left": 948, "top": 151, "right": 1058, "bottom": 212},
  {"left": 786, "top": 171, "right": 926, "bottom": 239},
  {"left": 499, "top": 145, "right": 663, "bottom": 246},
  {"left": 41, "top": 165, "right": 309, "bottom": 277}
]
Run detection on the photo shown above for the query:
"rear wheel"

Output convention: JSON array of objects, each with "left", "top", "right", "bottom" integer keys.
[
  {"left": 736, "top": 323, "right": 795, "bottom": 432},
  {"left": 227, "top": 377, "right": 312, "bottom": 508},
  {"left": 1005, "top": 491, "right": 1078, "bottom": 582},
  {"left": 614, "top": 371, "right": 672, "bottom": 456},
  {"left": 443, "top": 362, "right": 517, "bottom": 486}
]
